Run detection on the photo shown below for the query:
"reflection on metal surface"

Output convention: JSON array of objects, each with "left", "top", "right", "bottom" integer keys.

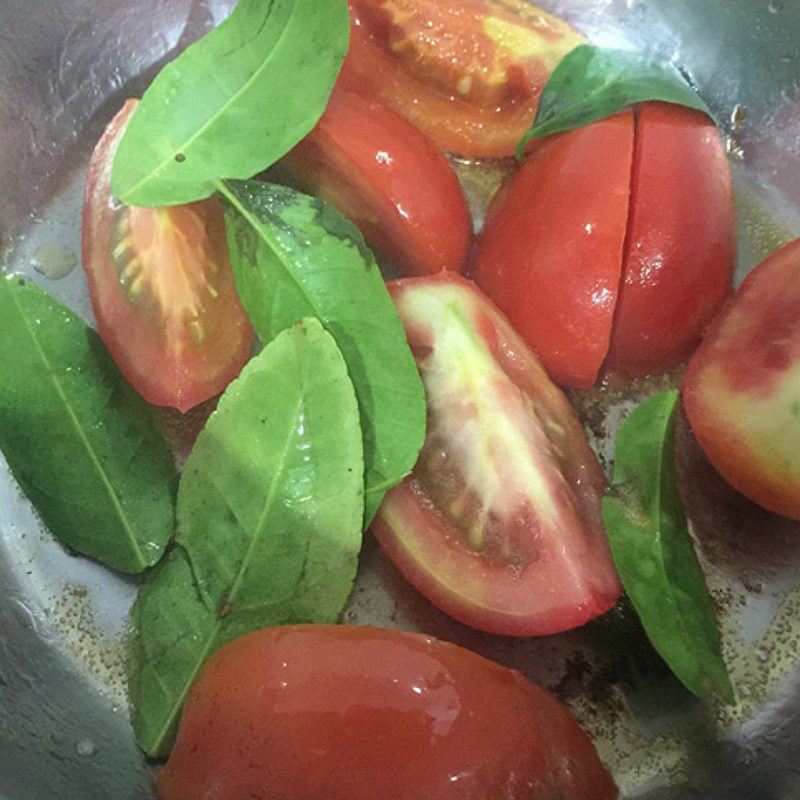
[{"left": 1, "top": 0, "right": 800, "bottom": 799}]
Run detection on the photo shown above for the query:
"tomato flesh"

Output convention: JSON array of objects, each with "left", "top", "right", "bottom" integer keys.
[
  {"left": 683, "top": 238, "right": 800, "bottom": 520},
  {"left": 474, "top": 112, "right": 635, "bottom": 388},
  {"left": 474, "top": 103, "right": 734, "bottom": 387},
  {"left": 605, "top": 103, "right": 736, "bottom": 377},
  {"left": 339, "top": 0, "right": 584, "bottom": 158},
  {"left": 157, "top": 625, "right": 618, "bottom": 800},
  {"left": 283, "top": 92, "right": 471, "bottom": 276},
  {"left": 83, "top": 100, "right": 252, "bottom": 412},
  {"left": 374, "top": 275, "right": 621, "bottom": 636}
]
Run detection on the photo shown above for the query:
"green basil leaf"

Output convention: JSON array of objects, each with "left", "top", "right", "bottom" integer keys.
[
  {"left": 602, "top": 390, "right": 734, "bottom": 703},
  {"left": 111, "top": 0, "right": 349, "bottom": 206},
  {"left": 0, "top": 274, "right": 175, "bottom": 573},
  {"left": 129, "top": 318, "right": 364, "bottom": 758},
  {"left": 218, "top": 179, "right": 426, "bottom": 525},
  {"left": 517, "top": 44, "right": 713, "bottom": 155}
]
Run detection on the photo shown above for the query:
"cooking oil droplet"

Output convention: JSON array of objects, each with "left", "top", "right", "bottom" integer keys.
[
  {"left": 31, "top": 244, "right": 77, "bottom": 280},
  {"left": 76, "top": 738, "right": 97, "bottom": 757}
]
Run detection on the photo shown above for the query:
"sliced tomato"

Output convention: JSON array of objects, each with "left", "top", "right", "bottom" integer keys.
[
  {"left": 338, "top": 0, "right": 584, "bottom": 158},
  {"left": 282, "top": 92, "right": 471, "bottom": 276},
  {"left": 157, "top": 626, "right": 618, "bottom": 800},
  {"left": 374, "top": 275, "right": 621, "bottom": 637},
  {"left": 604, "top": 103, "right": 736, "bottom": 377},
  {"left": 83, "top": 100, "right": 252, "bottom": 412},
  {"left": 474, "top": 112, "right": 636, "bottom": 388},
  {"left": 683, "top": 238, "right": 800, "bottom": 520},
  {"left": 474, "top": 103, "right": 734, "bottom": 388}
]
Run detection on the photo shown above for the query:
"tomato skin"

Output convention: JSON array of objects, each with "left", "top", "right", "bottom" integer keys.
[
  {"left": 683, "top": 238, "right": 800, "bottom": 520},
  {"left": 338, "top": 0, "right": 583, "bottom": 158},
  {"left": 604, "top": 103, "right": 736, "bottom": 377},
  {"left": 474, "top": 112, "right": 635, "bottom": 388},
  {"left": 374, "top": 275, "right": 621, "bottom": 637},
  {"left": 157, "top": 625, "right": 617, "bottom": 800},
  {"left": 83, "top": 100, "right": 252, "bottom": 413},
  {"left": 283, "top": 92, "right": 471, "bottom": 276}
]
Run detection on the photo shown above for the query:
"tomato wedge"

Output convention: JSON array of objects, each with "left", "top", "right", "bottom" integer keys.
[
  {"left": 338, "top": 0, "right": 584, "bottom": 158},
  {"left": 474, "top": 103, "right": 734, "bottom": 387},
  {"left": 83, "top": 100, "right": 252, "bottom": 412},
  {"left": 604, "top": 103, "right": 736, "bottom": 377},
  {"left": 283, "top": 92, "right": 471, "bottom": 276},
  {"left": 683, "top": 238, "right": 800, "bottom": 520},
  {"left": 158, "top": 626, "right": 618, "bottom": 800},
  {"left": 474, "top": 112, "right": 635, "bottom": 388},
  {"left": 374, "top": 275, "right": 621, "bottom": 637}
]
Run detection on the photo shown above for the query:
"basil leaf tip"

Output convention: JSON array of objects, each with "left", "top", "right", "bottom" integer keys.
[
  {"left": 111, "top": 0, "right": 350, "bottom": 206},
  {"left": 602, "top": 390, "right": 734, "bottom": 704},
  {"left": 517, "top": 43, "right": 714, "bottom": 157}
]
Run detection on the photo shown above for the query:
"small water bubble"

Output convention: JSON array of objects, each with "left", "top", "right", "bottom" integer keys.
[
  {"left": 768, "top": 0, "right": 785, "bottom": 13},
  {"left": 76, "top": 738, "right": 96, "bottom": 757},
  {"left": 31, "top": 244, "right": 77, "bottom": 280},
  {"left": 757, "top": 646, "right": 771, "bottom": 663}
]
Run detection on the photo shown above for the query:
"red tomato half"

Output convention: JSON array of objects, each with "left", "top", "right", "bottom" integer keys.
[
  {"left": 374, "top": 275, "right": 621, "bottom": 636},
  {"left": 474, "top": 103, "right": 735, "bottom": 387},
  {"left": 338, "top": 0, "right": 584, "bottom": 158},
  {"left": 157, "top": 626, "right": 618, "bottom": 800},
  {"left": 683, "top": 238, "right": 800, "bottom": 520},
  {"left": 283, "top": 92, "right": 471, "bottom": 276},
  {"left": 83, "top": 100, "right": 252, "bottom": 412},
  {"left": 604, "top": 103, "right": 736, "bottom": 377},
  {"left": 473, "top": 112, "right": 635, "bottom": 388}
]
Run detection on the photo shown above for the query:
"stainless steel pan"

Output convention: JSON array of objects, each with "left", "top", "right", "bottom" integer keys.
[{"left": 2, "top": 1, "right": 800, "bottom": 797}]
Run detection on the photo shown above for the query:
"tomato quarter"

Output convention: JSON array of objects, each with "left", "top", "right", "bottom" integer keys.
[
  {"left": 83, "top": 100, "right": 252, "bottom": 412},
  {"left": 157, "top": 625, "right": 618, "bottom": 800},
  {"left": 474, "top": 102, "right": 735, "bottom": 387},
  {"left": 338, "top": 0, "right": 583, "bottom": 158},
  {"left": 373, "top": 275, "right": 621, "bottom": 636},
  {"left": 474, "top": 111, "right": 635, "bottom": 388},
  {"left": 604, "top": 103, "right": 736, "bottom": 377},
  {"left": 683, "top": 238, "right": 800, "bottom": 520},
  {"left": 283, "top": 92, "right": 471, "bottom": 276}
]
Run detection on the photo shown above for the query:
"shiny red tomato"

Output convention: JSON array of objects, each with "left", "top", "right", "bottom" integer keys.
[
  {"left": 157, "top": 626, "right": 618, "bottom": 800},
  {"left": 604, "top": 103, "right": 736, "bottom": 377},
  {"left": 283, "top": 92, "right": 471, "bottom": 276},
  {"left": 474, "top": 102, "right": 735, "bottom": 387},
  {"left": 473, "top": 111, "right": 635, "bottom": 388},
  {"left": 373, "top": 275, "right": 621, "bottom": 637},
  {"left": 83, "top": 100, "right": 252, "bottom": 412},
  {"left": 683, "top": 238, "right": 800, "bottom": 520},
  {"left": 338, "top": 0, "right": 584, "bottom": 158}
]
